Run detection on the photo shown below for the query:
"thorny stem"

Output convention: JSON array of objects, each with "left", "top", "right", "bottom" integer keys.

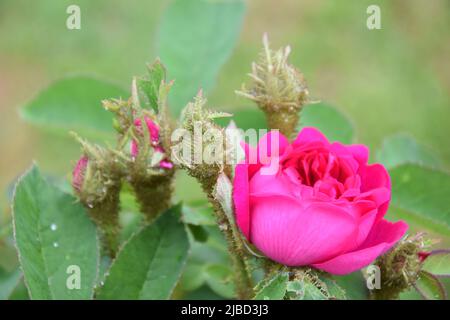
[
  {"left": 87, "top": 183, "right": 121, "bottom": 258},
  {"left": 130, "top": 171, "right": 174, "bottom": 223},
  {"left": 201, "top": 173, "right": 254, "bottom": 300}
]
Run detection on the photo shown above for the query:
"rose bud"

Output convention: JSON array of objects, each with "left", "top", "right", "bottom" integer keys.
[
  {"left": 131, "top": 116, "right": 173, "bottom": 169},
  {"left": 72, "top": 156, "right": 89, "bottom": 193},
  {"left": 233, "top": 127, "right": 408, "bottom": 275}
]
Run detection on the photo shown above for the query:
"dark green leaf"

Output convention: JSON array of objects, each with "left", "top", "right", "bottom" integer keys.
[
  {"left": 187, "top": 224, "right": 209, "bottom": 243},
  {"left": 97, "top": 206, "right": 189, "bottom": 299},
  {"left": 12, "top": 165, "right": 99, "bottom": 299},
  {"left": 158, "top": 0, "right": 245, "bottom": 115},
  {"left": 21, "top": 76, "right": 127, "bottom": 140}
]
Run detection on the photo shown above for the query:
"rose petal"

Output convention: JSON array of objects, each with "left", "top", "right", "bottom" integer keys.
[
  {"left": 249, "top": 167, "right": 298, "bottom": 199},
  {"left": 347, "top": 144, "right": 369, "bottom": 166},
  {"left": 312, "top": 219, "right": 408, "bottom": 275},
  {"left": 249, "top": 197, "right": 358, "bottom": 266},
  {"left": 233, "top": 163, "right": 251, "bottom": 239},
  {"left": 256, "top": 130, "right": 289, "bottom": 163},
  {"left": 360, "top": 163, "right": 390, "bottom": 192},
  {"left": 294, "top": 127, "right": 330, "bottom": 146},
  {"left": 356, "top": 187, "right": 390, "bottom": 220}
]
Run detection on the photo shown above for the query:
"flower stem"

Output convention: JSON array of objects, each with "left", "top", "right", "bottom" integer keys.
[
  {"left": 203, "top": 179, "right": 254, "bottom": 300},
  {"left": 86, "top": 183, "right": 121, "bottom": 258}
]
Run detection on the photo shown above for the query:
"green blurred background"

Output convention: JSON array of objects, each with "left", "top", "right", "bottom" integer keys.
[{"left": 1, "top": 0, "right": 449, "bottom": 213}]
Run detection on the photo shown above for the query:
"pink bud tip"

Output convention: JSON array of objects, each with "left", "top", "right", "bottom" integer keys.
[
  {"left": 418, "top": 251, "right": 431, "bottom": 262},
  {"left": 131, "top": 116, "right": 173, "bottom": 169},
  {"left": 72, "top": 156, "right": 88, "bottom": 192}
]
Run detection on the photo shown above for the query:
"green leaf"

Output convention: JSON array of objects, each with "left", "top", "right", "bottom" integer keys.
[
  {"left": 422, "top": 251, "right": 450, "bottom": 277},
  {"left": 333, "top": 272, "right": 368, "bottom": 300},
  {"left": 21, "top": 76, "right": 128, "bottom": 140},
  {"left": 299, "top": 102, "right": 354, "bottom": 144},
  {"left": 0, "top": 268, "right": 21, "bottom": 300},
  {"left": 179, "top": 225, "right": 231, "bottom": 297},
  {"left": 97, "top": 206, "right": 189, "bottom": 299},
  {"left": 8, "top": 278, "right": 29, "bottom": 300},
  {"left": 158, "top": 0, "right": 245, "bottom": 115},
  {"left": 183, "top": 285, "right": 225, "bottom": 300},
  {"left": 187, "top": 224, "right": 209, "bottom": 243},
  {"left": 413, "top": 271, "right": 447, "bottom": 300},
  {"left": 204, "top": 264, "right": 234, "bottom": 299},
  {"left": 286, "top": 279, "right": 326, "bottom": 300},
  {"left": 254, "top": 272, "right": 289, "bottom": 300},
  {"left": 389, "top": 164, "right": 450, "bottom": 236},
  {"left": 136, "top": 59, "right": 167, "bottom": 111},
  {"left": 182, "top": 202, "right": 216, "bottom": 226},
  {"left": 322, "top": 278, "right": 347, "bottom": 300},
  {"left": 301, "top": 281, "right": 328, "bottom": 300},
  {"left": 12, "top": 165, "right": 99, "bottom": 299},
  {"left": 377, "top": 134, "right": 441, "bottom": 169}
]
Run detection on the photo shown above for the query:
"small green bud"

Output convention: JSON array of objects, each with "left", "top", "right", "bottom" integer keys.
[{"left": 236, "top": 33, "right": 311, "bottom": 138}]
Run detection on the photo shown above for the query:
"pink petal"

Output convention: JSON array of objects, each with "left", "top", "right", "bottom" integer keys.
[
  {"left": 355, "top": 210, "right": 377, "bottom": 248},
  {"left": 159, "top": 160, "right": 173, "bottom": 169},
  {"left": 72, "top": 156, "right": 88, "bottom": 192},
  {"left": 144, "top": 117, "right": 160, "bottom": 142},
  {"left": 233, "top": 163, "right": 251, "bottom": 239},
  {"left": 293, "top": 127, "right": 330, "bottom": 146},
  {"left": 130, "top": 140, "right": 138, "bottom": 158},
  {"left": 347, "top": 144, "right": 369, "bottom": 166},
  {"left": 248, "top": 168, "right": 297, "bottom": 199},
  {"left": 256, "top": 131, "right": 289, "bottom": 165},
  {"left": 356, "top": 187, "right": 390, "bottom": 220},
  {"left": 312, "top": 219, "right": 408, "bottom": 275},
  {"left": 249, "top": 197, "right": 358, "bottom": 266},
  {"left": 360, "top": 163, "right": 390, "bottom": 192},
  {"left": 240, "top": 142, "right": 261, "bottom": 178}
]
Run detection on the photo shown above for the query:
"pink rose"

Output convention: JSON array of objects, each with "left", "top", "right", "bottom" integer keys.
[
  {"left": 233, "top": 127, "right": 408, "bottom": 275},
  {"left": 72, "top": 156, "right": 88, "bottom": 192},
  {"left": 131, "top": 116, "right": 173, "bottom": 169}
]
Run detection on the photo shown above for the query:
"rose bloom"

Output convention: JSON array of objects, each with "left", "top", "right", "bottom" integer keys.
[{"left": 233, "top": 127, "right": 408, "bottom": 275}]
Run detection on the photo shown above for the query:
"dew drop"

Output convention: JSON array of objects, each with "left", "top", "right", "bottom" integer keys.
[
  {"left": 53, "top": 242, "right": 59, "bottom": 248},
  {"left": 50, "top": 223, "right": 57, "bottom": 231}
]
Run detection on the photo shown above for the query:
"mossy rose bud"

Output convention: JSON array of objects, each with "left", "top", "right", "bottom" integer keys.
[{"left": 131, "top": 116, "right": 173, "bottom": 169}]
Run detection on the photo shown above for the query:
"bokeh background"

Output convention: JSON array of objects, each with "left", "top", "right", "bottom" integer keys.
[{"left": 1, "top": 0, "right": 449, "bottom": 219}]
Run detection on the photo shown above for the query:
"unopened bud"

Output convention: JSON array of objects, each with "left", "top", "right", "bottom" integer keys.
[{"left": 236, "top": 33, "right": 311, "bottom": 138}]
